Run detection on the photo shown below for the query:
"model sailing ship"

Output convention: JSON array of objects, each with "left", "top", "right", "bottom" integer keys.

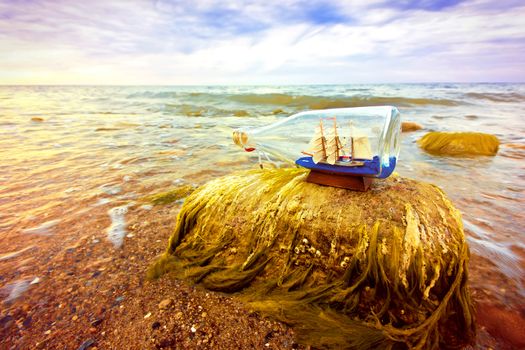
[
  {"left": 295, "top": 117, "right": 395, "bottom": 191},
  {"left": 232, "top": 106, "right": 401, "bottom": 192}
]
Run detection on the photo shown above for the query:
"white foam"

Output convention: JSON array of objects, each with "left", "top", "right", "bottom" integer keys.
[
  {"left": 0, "top": 246, "right": 36, "bottom": 261},
  {"left": 99, "top": 183, "right": 122, "bottom": 195},
  {"left": 1, "top": 279, "right": 31, "bottom": 303},
  {"left": 106, "top": 204, "right": 132, "bottom": 248},
  {"left": 22, "top": 219, "right": 60, "bottom": 235},
  {"left": 140, "top": 204, "right": 153, "bottom": 210},
  {"left": 94, "top": 198, "right": 112, "bottom": 206}
]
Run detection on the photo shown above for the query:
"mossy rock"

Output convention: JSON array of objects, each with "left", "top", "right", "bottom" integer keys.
[
  {"left": 149, "top": 169, "right": 475, "bottom": 349},
  {"left": 401, "top": 121, "right": 423, "bottom": 132},
  {"left": 418, "top": 132, "right": 499, "bottom": 156}
]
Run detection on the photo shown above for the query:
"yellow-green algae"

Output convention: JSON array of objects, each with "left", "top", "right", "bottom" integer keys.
[
  {"left": 149, "top": 169, "right": 475, "bottom": 349},
  {"left": 418, "top": 131, "right": 499, "bottom": 156},
  {"left": 142, "top": 184, "right": 195, "bottom": 205}
]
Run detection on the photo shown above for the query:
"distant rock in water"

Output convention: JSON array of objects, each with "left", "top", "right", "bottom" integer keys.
[
  {"left": 401, "top": 121, "right": 423, "bottom": 132},
  {"left": 418, "top": 132, "right": 499, "bottom": 156},
  {"left": 31, "top": 117, "right": 44, "bottom": 122},
  {"left": 149, "top": 169, "right": 475, "bottom": 349},
  {"left": 233, "top": 110, "right": 249, "bottom": 117}
]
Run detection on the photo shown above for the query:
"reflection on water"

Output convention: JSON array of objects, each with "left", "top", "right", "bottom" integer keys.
[{"left": 0, "top": 84, "right": 524, "bottom": 311}]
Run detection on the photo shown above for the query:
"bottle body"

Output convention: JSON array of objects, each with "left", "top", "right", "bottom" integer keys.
[{"left": 233, "top": 106, "right": 401, "bottom": 178}]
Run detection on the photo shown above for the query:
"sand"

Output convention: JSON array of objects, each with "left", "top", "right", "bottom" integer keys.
[{"left": 1, "top": 197, "right": 524, "bottom": 349}]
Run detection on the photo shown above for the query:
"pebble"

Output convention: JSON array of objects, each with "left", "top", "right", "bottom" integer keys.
[
  {"left": 44, "top": 330, "right": 51, "bottom": 335},
  {"left": 30, "top": 277, "right": 40, "bottom": 285},
  {"left": 191, "top": 325, "right": 197, "bottom": 333},
  {"left": 77, "top": 338, "right": 95, "bottom": 350},
  {"left": 72, "top": 315, "right": 78, "bottom": 321},
  {"left": 158, "top": 298, "right": 174, "bottom": 310},
  {"left": 91, "top": 318, "right": 103, "bottom": 327},
  {"left": 152, "top": 321, "right": 161, "bottom": 330},
  {"left": 144, "top": 312, "right": 152, "bottom": 319}
]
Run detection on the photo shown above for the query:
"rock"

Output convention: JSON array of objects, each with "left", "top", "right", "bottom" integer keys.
[
  {"left": 158, "top": 298, "right": 174, "bottom": 310},
  {"left": 149, "top": 168, "right": 476, "bottom": 349},
  {"left": 401, "top": 121, "right": 423, "bottom": 132},
  {"left": 112, "top": 296, "right": 124, "bottom": 306},
  {"left": 418, "top": 131, "right": 499, "bottom": 156},
  {"left": 22, "top": 315, "right": 32, "bottom": 328},
  {"left": 0, "top": 315, "right": 14, "bottom": 330},
  {"left": 31, "top": 117, "right": 44, "bottom": 122},
  {"left": 90, "top": 317, "right": 103, "bottom": 327},
  {"left": 77, "top": 338, "right": 95, "bottom": 350},
  {"left": 272, "top": 109, "right": 284, "bottom": 115},
  {"left": 144, "top": 312, "right": 152, "bottom": 319},
  {"left": 152, "top": 321, "right": 161, "bottom": 330},
  {"left": 233, "top": 110, "right": 249, "bottom": 117}
]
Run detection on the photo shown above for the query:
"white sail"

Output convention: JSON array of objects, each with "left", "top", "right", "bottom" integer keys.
[
  {"left": 325, "top": 135, "right": 343, "bottom": 165},
  {"left": 312, "top": 148, "right": 326, "bottom": 163},
  {"left": 303, "top": 121, "right": 327, "bottom": 164},
  {"left": 305, "top": 126, "right": 324, "bottom": 150}
]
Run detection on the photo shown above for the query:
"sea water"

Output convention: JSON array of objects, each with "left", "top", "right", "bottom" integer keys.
[{"left": 0, "top": 84, "right": 524, "bottom": 311}]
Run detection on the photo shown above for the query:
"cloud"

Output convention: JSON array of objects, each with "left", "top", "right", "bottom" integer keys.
[{"left": 0, "top": 0, "right": 523, "bottom": 83}]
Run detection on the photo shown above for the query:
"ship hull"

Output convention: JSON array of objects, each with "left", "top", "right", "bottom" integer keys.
[{"left": 295, "top": 156, "right": 396, "bottom": 179}]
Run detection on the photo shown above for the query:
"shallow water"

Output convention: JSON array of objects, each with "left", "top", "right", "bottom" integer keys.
[{"left": 0, "top": 84, "right": 524, "bottom": 314}]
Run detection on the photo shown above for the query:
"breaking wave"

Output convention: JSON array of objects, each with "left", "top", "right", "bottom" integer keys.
[
  {"left": 465, "top": 92, "right": 525, "bottom": 103},
  {"left": 228, "top": 93, "right": 460, "bottom": 108}
]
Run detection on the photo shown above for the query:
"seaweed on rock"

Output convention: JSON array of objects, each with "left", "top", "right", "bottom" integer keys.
[
  {"left": 418, "top": 132, "right": 499, "bottom": 156},
  {"left": 148, "top": 168, "right": 475, "bottom": 349}
]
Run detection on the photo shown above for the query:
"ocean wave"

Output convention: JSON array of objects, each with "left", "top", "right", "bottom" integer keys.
[
  {"left": 465, "top": 92, "right": 525, "bottom": 103},
  {"left": 229, "top": 93, "right": 459, "bottom": 108}
]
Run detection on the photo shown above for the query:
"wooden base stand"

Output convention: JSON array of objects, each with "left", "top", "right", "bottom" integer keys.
[{"left": 306, "top": 170, "right": 373, "bottom": 191}]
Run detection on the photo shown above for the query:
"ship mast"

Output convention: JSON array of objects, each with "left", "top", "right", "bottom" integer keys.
[
  {"left": 349, "top": 121, "right": 355, "bottom": 160},
  {"left": 325, "top": 117, "right": 343, "bottom": 165},
  {"left": 320, "top": 119, "right": 326, "bottom": 158}
]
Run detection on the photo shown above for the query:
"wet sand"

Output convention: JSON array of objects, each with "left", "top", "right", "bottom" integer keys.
[
  {"left": 0, "top": 200, "right": 300, "bottom": 349},
  {"left": 0, "top": 196, "right": 524, "bottom": 350}
]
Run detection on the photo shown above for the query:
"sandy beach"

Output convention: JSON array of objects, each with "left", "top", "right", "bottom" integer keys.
[
  {"left": 0, "top": 198, "right": 302, "bottom": 349},
  {"left": 0, "top": 191, "right": 523, "bottom": 350}
]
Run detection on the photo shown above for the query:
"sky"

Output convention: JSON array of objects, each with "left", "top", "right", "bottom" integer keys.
[{"left": 0, "top": 0, "right": 524, "bottom": 84}]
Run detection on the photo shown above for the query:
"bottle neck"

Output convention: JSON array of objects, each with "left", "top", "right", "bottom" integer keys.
[{"left": 232, "top": 129, "right": 255, "bottom": 152}]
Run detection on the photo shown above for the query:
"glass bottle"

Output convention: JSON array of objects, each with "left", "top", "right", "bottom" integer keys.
[{"left": 232, "top": 106, "right": 401, "bottom": 178}]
